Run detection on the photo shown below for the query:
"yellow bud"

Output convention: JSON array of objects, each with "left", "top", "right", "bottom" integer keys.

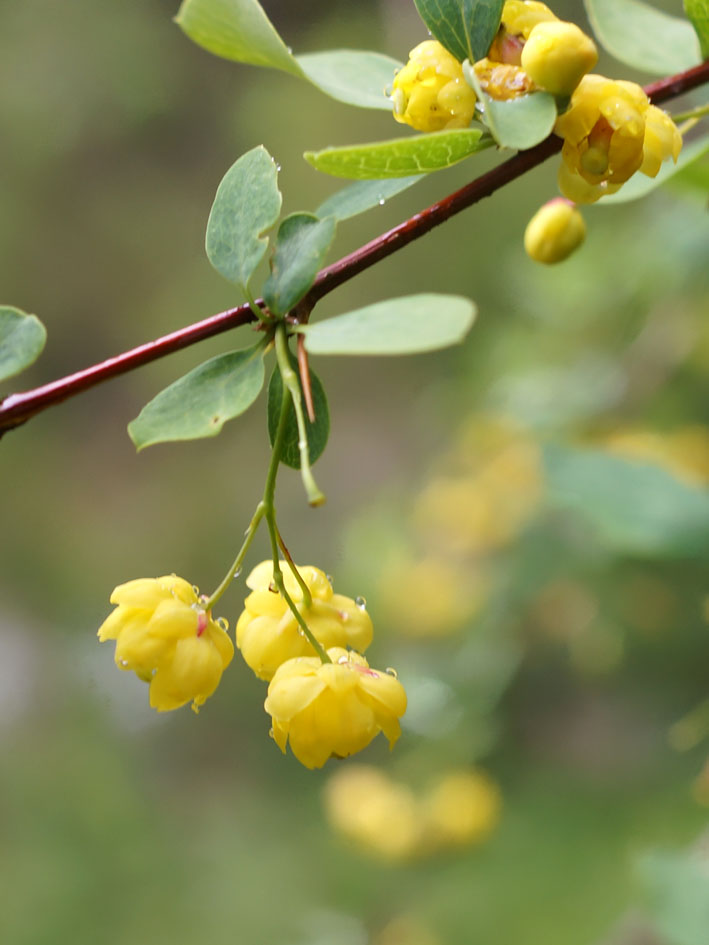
[
  {"left": 391, "top": 40, "right": 476, "bottom": 132},
  {"left": 421, "top": 770, "right": 501, "bottom": 850},
  {"left": 524, "top": 198, "right": 586, "bottom": 264},
  {"left": 236, "top": 561, "right": 373, "bottom": 681},
  {"left": 521, "top": 21, "right": 598, "bottom": 96},
  {"left": 97, "top": 575, "right": 233, "bottom": 713},
  {"left": 265, "top": 647, "right": 407, "bottom": 769}
]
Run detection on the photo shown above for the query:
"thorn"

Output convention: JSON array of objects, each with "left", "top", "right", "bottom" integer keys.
[{"left": 297, "top": 333, "right": 316, "bottom": 423}]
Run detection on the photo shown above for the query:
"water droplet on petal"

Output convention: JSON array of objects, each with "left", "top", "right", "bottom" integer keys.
[
  {"left": 355, "top": 596, "right": 367, "bottom": 610},
  {"left": 216, "top": 617, "right": 229, "bottom": 632},
  {"left": 378, "top": 198, "right": 385, "bottom": 206},
  {"left": 119, "top": 659, "right": 129, "bottom": 668},
  {"left": 326, "top": 574, "right": 334, "bottom": 587},
  {"left": 339, "top": 610, "right": 349, "bottom": 622},
  {"left": 337, "top": 654, "right": 350, "bottom": 664},
  {"left": 385, "top": 667, "right": 399, "bottom": 678},
  {"left": 191, "top": 584, "right": 200, "bottom": 596}
]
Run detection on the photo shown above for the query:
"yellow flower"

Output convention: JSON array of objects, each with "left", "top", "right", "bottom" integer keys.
[
  {"left": 524, "top": 198, "right": 586, "bottom": 264},
  {"left": 391, "top": 40, "right": 476, "bottom": 132},
  {"left": 499, "top": 0, "right": 557, "bottom": 40},
  {"left": 421, "top": 770, "right": 501, "bottom": 850},
  {"left": 236, "top": 561, "right": 373, "bottom": 681},
  {"left": 323, "top": 765, "right": 422, "bottom": 861},
  {"left": 265, "top": 647, "right": 407, "bottom": 769},
  {"left": 521, "top": 21, "right": 597, "bottom": 96},
  {"left": 555, "top": 74, "right": 682, "bottom": 203},
  {"left": 97, "top": 575, "right": 233, "bottom": 713}
]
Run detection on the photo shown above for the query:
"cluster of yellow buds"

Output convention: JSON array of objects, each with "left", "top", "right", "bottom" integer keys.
[
  {"left": 476, "top": 0, "right": 597, "bottom": 100},
  {"left": 99, "top": 560, "right": 406, "bottom": 769},
  {"left": 97, "top": 575, "right": 233, "bottom": 713},
  {"left": 391, "top": 40, "right": 477, "bottom": 132},
  {"left": 376, "top": 414, "right": 542, "bottom": 640},
  {"left": 323, "top": 765, "right": 501, "bottom": 861},
  {"left": 238, "top": 561, "right": 405, "bottom": 768},
  {"left": 555, "top": 75, "right": 683, "bottom": 203}
]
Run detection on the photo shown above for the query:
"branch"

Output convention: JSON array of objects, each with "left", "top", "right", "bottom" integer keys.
[{"left": 1, "top": 60, "right": 707, "bottom": 437}]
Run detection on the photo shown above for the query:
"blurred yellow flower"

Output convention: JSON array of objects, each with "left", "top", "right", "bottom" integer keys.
[
  {"left": 603, "top": 426, "right": 709, "bottom": 486},
  {"left": 555, "top": 74, "right": 682, "bottom": 203},
  {"left": 323, "top": 765, "right": 421, "bottom": 861},
  {"left": 524, "top": 198, "right": 586, "bottom": 264},
  {"left": 97, "top": 575, "right": 233, "bottom": 713},
  {"left": 265, "top": 647, "right": 407, "bottom": 769},
  {"left": 391, "top": 40, "right": 476, "bottom": 132},
  {"left": 377, "top": 555, "right": 489, "bottom": 637},
  {"left": 236, "top": 561, "right": 373, "bottom": 681},
  {"left": 421, "top": 769, "right": 501, "bottom": 850}
]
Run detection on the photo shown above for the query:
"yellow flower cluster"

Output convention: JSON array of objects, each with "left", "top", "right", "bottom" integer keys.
[
  {"left": 236, "top": 560, "right": 373, "bottom": 680},
  {"left": 555, "top": 74, "right": 682, "bottom": 203},
  {"left": 391, "top": 40, "right": 477, "bottom": 132},
  {"left": 476, "top": 1, "right": 597, "bottom": 101},
  {"left": 377, "top": 415, "right": 543, "bottom": 639},
  {"left": 240, "top": 561, "right": 406, "bottom": 768},
  {"left": 97, "top": 575, "right": 233, "bottom": 713},
  {"left": 324, "top": 765, "right": 501, "bottom": 861}
]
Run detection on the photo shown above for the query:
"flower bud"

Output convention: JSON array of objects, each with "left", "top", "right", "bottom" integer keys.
[
  {"left": 524, "top": 198, "right": 586, "bottom": 264},
  {"left": 391, "top": 40, "right": 476, "bottom": 132},
  {"left": 521, "top": 21, "right": 598, "bottom": 96},
  {"left": 265, "top": 647, "right": 407, "bottom": 769},
  {"left": 97, "top": 575, "right": 233, "bottom": 713},
  {"left": 236, "top": 561, "right": 373, "bottom": 680}
]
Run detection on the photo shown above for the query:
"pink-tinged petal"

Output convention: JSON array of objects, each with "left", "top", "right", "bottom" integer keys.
[{"left": 356, "top": 670, "right": 408, "bottom": 718}]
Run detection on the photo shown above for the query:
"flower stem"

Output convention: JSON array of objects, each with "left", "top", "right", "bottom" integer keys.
[
  {"left": 204, "top": 500, "right": 265, "bottom": 611},
  {"left": 274, "top": 324, "right": 326, "bottom": 507},
  {"left": 672, "top": 102, "right": 709, "bottom": 123},
  {"left": 262, "top": 372, "right": 330, "bottom": 665}
]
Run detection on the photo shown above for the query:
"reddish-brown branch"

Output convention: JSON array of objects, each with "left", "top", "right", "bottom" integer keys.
[{"left": 1, "top": 59, "right": 707, "bottom": 437}]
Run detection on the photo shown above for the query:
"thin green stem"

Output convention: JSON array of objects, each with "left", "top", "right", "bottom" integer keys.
[
  {"left": 276, "top": 525, "right": 312, "bottom": 607},
  {"left": 204, "top": 501, "right": 265, "bottom": 611},
  {"left": 262, "top": 375, "right": 329, "bottom": 664},
  {"left": 274, "top": 324, "right": 326, "bottom": 507},
  {"left": 673, "top": 102, "right": 709, "bottom": 123},
  {"left": 245, "top": 287, "right": 273, "bottom": 325}
]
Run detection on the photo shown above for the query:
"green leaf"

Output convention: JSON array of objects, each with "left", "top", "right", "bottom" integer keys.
[
  {"left": 297, "top": 50, "right": 403, "bottom": 110},
  {"left": 598, "top": 136, "right": 709, "bottom": 204},
  {"left": 480, "top": 90, "right": 556, "bottom": 150},
  {"left": 267, "top": 362, "right": 329, "bottom": 469},
  {"left": 263, "top": 213, "right": 336, "bottom": 316},
  {"left": 685, "top": 0, "right": 709, "bottom": 58},
  {"left": 205, "top": 146, "right": 282, "bottom": 292},
  {"left": 315, "top": 176, "right": 425, "bottom": 222},
  {"left": 0, "top": 306, "right": 47, "bottom": 383},
  {"left": 295, "top": 294, "right": 476, "bottom": 355},
  {"left": 413, "top": 0, "right": 505, "bottom": 62},
  {"left": 304, "top": 128, "right": 491, "bottom": 179},
  {"left": 543, "top": 443, "right": 709, "bottom": 559},
  {"left": 175, "top": 0, "right": 303, "bottom": 76},
  {"left": 128, "top": 345, "right": 265, "bottom": 450},
  {"left": 584, "top": 0, "right": 701, "bottom": 75}
]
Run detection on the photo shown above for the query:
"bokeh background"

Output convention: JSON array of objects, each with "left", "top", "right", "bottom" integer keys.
[{"left": 1, "top": 1, "right": 707, "bottom": 943}]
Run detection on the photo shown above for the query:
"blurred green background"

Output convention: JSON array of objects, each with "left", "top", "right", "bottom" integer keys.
[{"left": 1, "top": 2, "right": 707, "bottom": 943}]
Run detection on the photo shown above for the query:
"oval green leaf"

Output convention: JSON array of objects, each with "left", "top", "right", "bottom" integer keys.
[
  {"left": 0, "top": 306, "right": 47, "bottom": 383},
  {"left": 315, "top": 176, "right": 425, "bottom": 222},
  {"left": 267, "top": 363, "right": 329, "bottom": 470},
  {"left": 413, "top": 0, "right": 504, "bottom": 63},
  {"left": 584, "top": 0, "right": 701, "bottom": 75},
  {"left": 304, "top": 128, "right": 491, "bottom": 179},
  {"left": 685, "top": 0, "right": 709, "bottom": 58},
  {"left": 205, "top": 146, "right": 282, "bottom": 292},
  {"left": 263, "top": 213, "right": 336, "bottom": 316},
  {"left": 543, "top": 443, "right": 709, "bottom": 559},
  {"left": 297, "top": 50, "right": 403, "bottom": 110},
  {"left": 295, "top": 294, "right": 476, "bottom": 356},
  {"left": 480, "top": 90, "right": 556, "bottom": 150},
  {"left": 175, "top": 0, "right": 303, "bottom": 76},
  {"left": 598, "top": 136, "right": 709, "bottom": 204},
  {"left": 128, "top": 344, "right": 265, "bottom": 450}
]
